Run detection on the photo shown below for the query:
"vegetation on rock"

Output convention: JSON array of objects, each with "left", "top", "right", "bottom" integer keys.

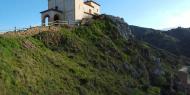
[{"left": 131, "top": 26, "right": 190, "bottom": 60}]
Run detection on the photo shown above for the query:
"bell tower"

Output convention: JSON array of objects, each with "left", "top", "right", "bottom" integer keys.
[
  {"left": 41, "top": 0, "right": 64, "bottom": 26},
  {"left": 48, "top": 0, "right": 61, "bottom": 10}
]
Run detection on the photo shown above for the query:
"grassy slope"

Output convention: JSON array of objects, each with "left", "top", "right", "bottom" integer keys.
[{"left": 0, "top": 18, "right": 186, "bottom": 95}]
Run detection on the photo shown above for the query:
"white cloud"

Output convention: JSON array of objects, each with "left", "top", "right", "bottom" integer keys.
[{"left": 160, "top": 10, "right": 190, "bottom": 29}]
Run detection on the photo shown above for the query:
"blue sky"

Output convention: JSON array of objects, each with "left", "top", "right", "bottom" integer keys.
[{"left": 0, "top": 0, "right": 190, "bottom": 31}]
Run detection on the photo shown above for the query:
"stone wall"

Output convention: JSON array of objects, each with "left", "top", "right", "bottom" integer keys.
[{"left": 187, "top": 84, "right": 190, "bottom": 95}]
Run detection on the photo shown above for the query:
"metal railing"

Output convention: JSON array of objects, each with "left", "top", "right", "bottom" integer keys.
[
  {"left": 0, "top": 20, "right": 81, "bottom": 36},
  {"left": 1, "top": 26, "right": 61, "bottom": 36},
  {"left": 42, "top": 20, "right": 80, "bottom": 26},
  {"left": 42, "top": 20, "right": 69, "bottom": 26}
]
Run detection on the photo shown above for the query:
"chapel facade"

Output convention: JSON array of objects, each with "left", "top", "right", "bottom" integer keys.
[{"left": 41, "top": 0, "right": 100, "bottom": 25}]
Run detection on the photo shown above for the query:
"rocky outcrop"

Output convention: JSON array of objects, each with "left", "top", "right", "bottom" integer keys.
[{"left": 94, "top": 14, "right": 134, "bottom": 39}]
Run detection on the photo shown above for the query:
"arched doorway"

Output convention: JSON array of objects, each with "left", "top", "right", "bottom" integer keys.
[
  {"left": 54, "top": 14, "right": 60, "bottom": 25},
  {"left": 54, "top": 15, "right": 59, "bottom": 21},
  {"left": 42, "top": 15, "right": 50, "bottom": 26}
]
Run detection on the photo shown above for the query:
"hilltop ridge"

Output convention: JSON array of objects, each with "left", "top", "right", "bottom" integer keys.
[{"left": 131, "top": 25, "right": 190, "bottom": 59}]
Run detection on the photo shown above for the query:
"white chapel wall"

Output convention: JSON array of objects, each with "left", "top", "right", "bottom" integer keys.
[
  {"left": 45, "top": 0, "right": 101, "bottom": 24},
  {"left": 75, "top": 0, "right": 84, "bottom": 21}
]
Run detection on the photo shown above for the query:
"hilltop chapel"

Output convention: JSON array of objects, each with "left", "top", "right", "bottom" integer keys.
[{"left": 41, "top": 0, "right": 101, "bottom": 25}]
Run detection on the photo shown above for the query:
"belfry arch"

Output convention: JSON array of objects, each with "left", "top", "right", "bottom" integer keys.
[
  {"left": 54, "top": 14, "right": 60, "bottom": 21},
  {"left": 54, "top": 14, "right": 60, "bottom": 25},
  {"left": 41, "top": 9, "right": 63, "bottom": 26},
  {"left": 42, "top": 15, "right": 50, "bottom": 26}
]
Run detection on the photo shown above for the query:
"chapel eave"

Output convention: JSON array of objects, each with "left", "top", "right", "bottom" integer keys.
[
  {"left": 40, "top": 8, "right": 63, "bottom": 14},
  {"left": 84, "top": 1, "right": 101, "bottom": 6}
]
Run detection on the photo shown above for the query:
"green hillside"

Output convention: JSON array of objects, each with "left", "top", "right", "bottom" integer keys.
[{"left": 0, "top": 15, "right": 188, "bottom": 95}]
